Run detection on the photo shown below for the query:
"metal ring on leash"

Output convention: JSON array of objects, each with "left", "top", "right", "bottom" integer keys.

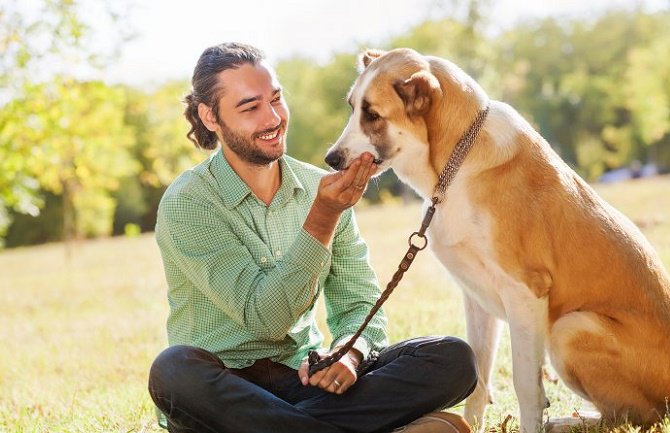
[{"left": 408, "top": 232, "right": 428, "bottom": 250}]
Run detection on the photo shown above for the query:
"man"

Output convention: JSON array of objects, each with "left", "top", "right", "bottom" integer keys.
[{"left": 148, "top": 42, "right": 478, "bottom": 433}]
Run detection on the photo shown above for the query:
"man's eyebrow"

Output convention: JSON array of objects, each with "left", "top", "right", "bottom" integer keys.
[
  {"left": 235, "top": 88, "right": 282, "bottom": 108},
  {"left": 235, "top": 96, "right": 261, "bottom": 108}
]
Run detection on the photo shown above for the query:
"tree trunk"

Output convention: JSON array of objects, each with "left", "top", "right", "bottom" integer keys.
[{"left": 62, "top": 178, "right": 76, "bottom": 260}]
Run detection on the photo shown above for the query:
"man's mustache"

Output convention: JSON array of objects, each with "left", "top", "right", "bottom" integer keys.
[{"left": 255, "top": 122, "right": 285, "bottom": 138}]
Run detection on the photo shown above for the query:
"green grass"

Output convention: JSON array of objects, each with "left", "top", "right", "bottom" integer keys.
[{"left": 1, "top": 176, "right": 669, "bottom": 433}]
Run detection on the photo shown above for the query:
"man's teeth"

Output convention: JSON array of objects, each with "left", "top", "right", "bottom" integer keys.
[{"left": 259, "top": 130, "right": 279, "bottom": 140}]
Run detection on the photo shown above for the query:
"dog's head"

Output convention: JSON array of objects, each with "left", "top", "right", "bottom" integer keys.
[
  {"left": 325, "top": 48, "right": 488, "bottom": 180},
  {"left": 324, "top": 48, "right": 443, "bottom": 174}
]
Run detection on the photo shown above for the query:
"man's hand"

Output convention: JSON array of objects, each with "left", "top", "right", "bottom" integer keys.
[
  {"left": 298, "top": 349, "right": 363, "bottom": 395},
  {"left": 314, "top": 152, "right": 377, "bottom": 214},
  {"left": 304, "top": 153, "right": 377, "bottom": 246}
]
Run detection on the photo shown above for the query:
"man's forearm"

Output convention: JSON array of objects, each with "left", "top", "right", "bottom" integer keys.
[{"left": 303, "top": 199, "right": 342, "bottom": 247}]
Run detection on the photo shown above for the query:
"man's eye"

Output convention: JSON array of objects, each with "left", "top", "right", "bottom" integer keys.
[
  {"left": 243, "top": 106, "right": 258, "bottom": 112},
  {"left": 271, "top": 96, "right": 282, "bottom": 103}
]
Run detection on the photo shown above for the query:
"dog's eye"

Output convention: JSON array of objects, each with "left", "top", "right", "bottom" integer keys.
[{"left": 364, "top": 109, "right": 381, "bottom": 122}]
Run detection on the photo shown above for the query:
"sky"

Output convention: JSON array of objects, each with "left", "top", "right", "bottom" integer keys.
[{"left": 103, "top": 0, "right": 668, "bottom": 86}]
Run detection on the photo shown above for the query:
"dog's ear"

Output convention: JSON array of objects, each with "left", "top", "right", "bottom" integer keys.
[
  {"left": 358, "top": 49, "right": 386, "bottom": 72},
  {"left": 393, "top": 71, "right": 441, "bottom": 117}
]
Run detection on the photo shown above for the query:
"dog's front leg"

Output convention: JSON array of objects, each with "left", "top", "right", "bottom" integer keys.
[
  {"left": 504, "top": 292, "right": 548, "bottom": 433},
  {"left": 463, "top": 293, "right": 502, "bottom": 432}
]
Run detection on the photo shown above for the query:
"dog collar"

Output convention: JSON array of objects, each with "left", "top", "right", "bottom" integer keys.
[{"left": 431, "top": 104, "right": 490, "bottom": 205}]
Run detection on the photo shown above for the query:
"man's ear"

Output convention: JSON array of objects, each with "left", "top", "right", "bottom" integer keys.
[
  {"left": 197, "top": 103, "right": 219, "bottom": 132},
  {"left": 357, "top": 49, "right": 386, "bottom": 72},
  {"left": 393, "top": 71, "right": 442, "bottom": 117}
]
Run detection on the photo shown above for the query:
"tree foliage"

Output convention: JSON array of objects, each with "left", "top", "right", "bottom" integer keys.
[
  {"left": 493, "top": 11, "right": 670, "bottom": 178},
  {"left": 4, "top": 79, "right": 137, "bottom": 241},
  {"left": 115, "top": 82, "right": 208, "bottom": 235}
]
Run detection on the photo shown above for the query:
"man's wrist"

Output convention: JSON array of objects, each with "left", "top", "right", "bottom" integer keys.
[
  {"left": 303, "top": 199, "right": 342, "bottom": 246},
  {"left": 347, "top": 349, "right": 363, "bottom": 369},
  {"left": 334, "top": 347, "right": 362, "bottom": 369}
]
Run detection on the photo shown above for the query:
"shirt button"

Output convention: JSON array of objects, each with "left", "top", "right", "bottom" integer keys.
[
  {"left": 260, "top": 256, "right": 267, "bottom": 263},
  {"left": 275, "top": 250, "right": 282, "bottom": 257},
  {"left": 319, "top": 261, "right": 325, "bottom": 267}
]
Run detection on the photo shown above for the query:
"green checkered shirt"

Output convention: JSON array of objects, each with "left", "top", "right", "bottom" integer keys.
[{"left": 155, "top": 149, "right": 388, "bottom": 369}]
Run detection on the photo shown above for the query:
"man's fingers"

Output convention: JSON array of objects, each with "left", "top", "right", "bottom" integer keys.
[
  {"left": 303, "top": 358, "right": 358, "bottom": 394},
  {"left": 314, "top": 153, "right": 379, "bottom": 214},
  {"left": 308, "top": 367, "right": 327, "bottom": 387},
  {"left": 338, "top": 159, "right": 361, "bottom": 191},
  {"left": 298, "top": 361, "right": 309, "bottom": 386},
  {"left": 317, "top": 366, "right": 338, "bottom": 390},
  {"left": 351, "top": 154, "right": 373, "bottom": 190},
  {"left": 356, "top": 159, "right": 377, "bottom": 192},
  {"left": 332, "top": 375, "right": 352, "bottom": 395},
  {"left": 314, "top": 362, "right": 345, "bottom": 391},
  {"left": 330, "top": 154, "right": 374, "bottom": 196}
]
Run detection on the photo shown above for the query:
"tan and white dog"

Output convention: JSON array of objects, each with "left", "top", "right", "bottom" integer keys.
[{"left": 324, "top": 48, "right": 670, "bottom": 433}]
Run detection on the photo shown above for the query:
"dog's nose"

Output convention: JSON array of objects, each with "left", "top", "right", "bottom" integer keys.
[{"left": 324, "top": 151, "right": 343, "bottom": 170}]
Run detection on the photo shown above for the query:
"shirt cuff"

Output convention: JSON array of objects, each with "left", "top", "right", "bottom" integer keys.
[{"left": 331, "top": 334, "right": 371, "bottom": 360}]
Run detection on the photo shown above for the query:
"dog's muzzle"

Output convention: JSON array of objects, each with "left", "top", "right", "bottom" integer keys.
[
  {"left": 324, "top": 150, "right": 345, "bottom": 170},
  {"left": 324, "top": 150, "right": 383, "bottom": 171}
]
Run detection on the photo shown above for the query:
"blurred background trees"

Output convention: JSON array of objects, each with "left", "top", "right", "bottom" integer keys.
[{"left": 1, "top": 0, "right": 669, "bottom": 248}]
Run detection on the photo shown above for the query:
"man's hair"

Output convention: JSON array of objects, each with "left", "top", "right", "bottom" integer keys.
[{"left": 183, "top": 42, "right": 265, "bottom": 150}]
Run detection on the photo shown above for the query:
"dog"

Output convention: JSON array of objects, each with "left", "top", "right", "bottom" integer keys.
[{"left": 324, "top": 48, "right": 670, "bottom": 433}]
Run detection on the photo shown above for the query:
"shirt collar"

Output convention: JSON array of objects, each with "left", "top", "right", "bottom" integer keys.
[{"left": 211, "top": 149, "right": 305, "bottom": 209}]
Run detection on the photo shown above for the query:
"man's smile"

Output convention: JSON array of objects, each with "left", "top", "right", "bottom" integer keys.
[{"left": 258, "top": 129, "right": 280, "bottom": 141}]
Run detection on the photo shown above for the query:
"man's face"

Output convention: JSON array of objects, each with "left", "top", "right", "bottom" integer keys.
[{"left": 215, "top": 61, "right": 289, "bottom": 165}]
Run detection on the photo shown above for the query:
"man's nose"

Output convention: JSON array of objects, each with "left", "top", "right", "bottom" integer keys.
[{"left": 262, "top": 103, "right": 281, "bottom": 128}]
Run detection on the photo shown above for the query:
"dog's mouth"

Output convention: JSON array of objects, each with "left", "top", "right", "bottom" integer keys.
[{"left": 324, "top": 149, "right": 384, "bottom": 171}]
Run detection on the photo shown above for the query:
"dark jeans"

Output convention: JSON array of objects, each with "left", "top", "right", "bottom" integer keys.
[{"left": 148, "top": 336, "right": 477, "bottom": 433}]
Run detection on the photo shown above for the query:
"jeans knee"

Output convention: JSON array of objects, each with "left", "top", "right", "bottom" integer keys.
[
  {"left": 449, "top": 338, "right": 478, "bottom": 391},
  {"left": 425, "top": 337, "right": 478, "bottom": 392},
  {"left": 148, "top": 345, "right": 221, "bottom": 404}
]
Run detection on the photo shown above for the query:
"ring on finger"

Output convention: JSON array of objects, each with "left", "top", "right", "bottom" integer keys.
[
  {"left": 333, "top": 379, "right": 342, "bottom": 388},
  {"left": 355, "top": 185, "right": 364, "bottom": 190}
]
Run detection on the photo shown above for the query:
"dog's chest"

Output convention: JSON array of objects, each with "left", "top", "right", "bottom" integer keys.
[{"left": 426, "top": 191, "right": 509, "bottom": 319}]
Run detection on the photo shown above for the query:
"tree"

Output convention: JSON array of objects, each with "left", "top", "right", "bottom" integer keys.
[
  {"left": 0, "top": 0, "right": 134, "bottom": 246},
  {"left": 3, "top": 78, "right": 137, "bottom": 246},
  {"left": 116, "top": 81, "right": 209, "bottom": 234},
  {"left": 620, "top": 31, "right": 670, "bottom": 166},
  {"left": 493, "top": 10, "right": 670, "bottom": 179}
]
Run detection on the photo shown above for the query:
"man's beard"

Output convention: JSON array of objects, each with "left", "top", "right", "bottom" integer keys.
[{"left": 219, "top": 120, "right": 286, "bottom": 166}]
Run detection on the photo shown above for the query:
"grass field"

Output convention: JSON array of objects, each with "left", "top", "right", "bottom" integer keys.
[{"left": 1, "top": 176, "right": 669, "bottom": 433}]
